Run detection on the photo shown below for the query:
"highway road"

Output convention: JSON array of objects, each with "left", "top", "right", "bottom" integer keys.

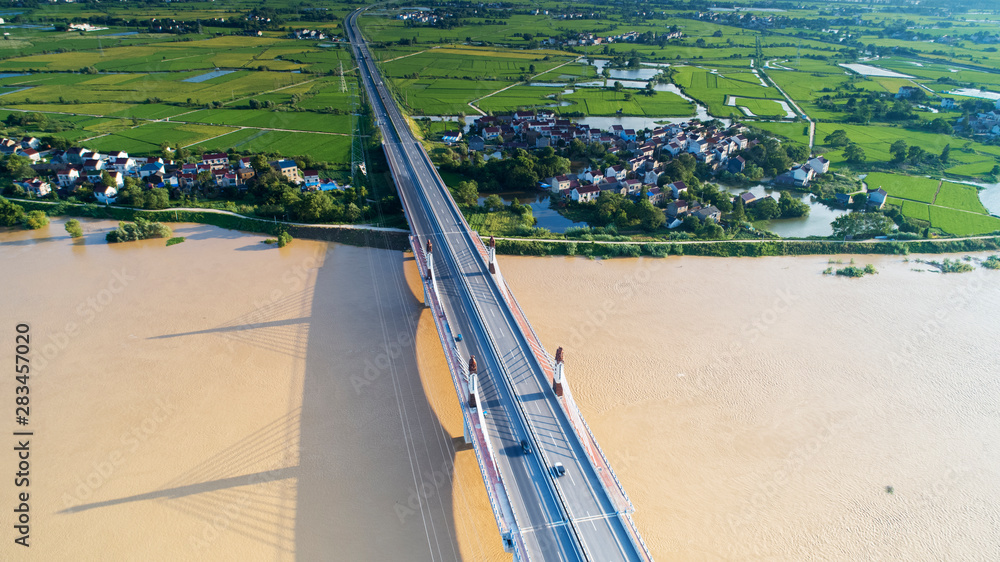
[{"left": 346, "top": 10, "right": 646, "bottom": 561}]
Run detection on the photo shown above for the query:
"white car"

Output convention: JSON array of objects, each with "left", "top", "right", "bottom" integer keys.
[{"left": 551, "top": 462, "right": 565, "bottom": 477}]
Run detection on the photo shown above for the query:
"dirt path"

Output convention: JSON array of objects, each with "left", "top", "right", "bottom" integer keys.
[{"left": 932, "top": 179, "right": 944, "bottom": 205}]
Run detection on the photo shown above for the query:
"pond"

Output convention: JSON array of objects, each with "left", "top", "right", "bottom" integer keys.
[
  {"left": 581, "top": 58, "right": 663, "bottom": 81},
  {"left": 477, "top": 192, "right": 582, "bottom": 233},
  {"left": 182, "top": 69, "right": 237, "bottom": 83},
  {"left": 721, "top": 184, "right": 849, "bottom": 238}
]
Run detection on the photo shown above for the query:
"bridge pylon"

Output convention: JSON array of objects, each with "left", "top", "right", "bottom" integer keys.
[
  {"left": 467, "top": 356, "right": 478, "bottom": 409},
  {"left": 553, "top": 347, "right": 565, "bottom": 397},
  {"left": 488, "top": 236, "right": 497, "bottom": 274},
  {"left": 425, "top": 239, "right": 434, "bottom": 281}
]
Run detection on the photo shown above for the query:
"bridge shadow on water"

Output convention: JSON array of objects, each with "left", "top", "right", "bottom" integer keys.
[
  {"left": 59, "top": 235, "right": 487, "bottom": 559},
  {"left": 291, "top": 238, "right": 473, "bottom": 561}
]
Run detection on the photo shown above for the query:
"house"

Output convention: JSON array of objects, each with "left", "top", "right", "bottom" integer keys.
[
  {"left": 546, "top": 174, "right": 574, "bottom": 193},
  {"left": 63, "top": 147, "right": 92, "bottom": 164},
  {"left": 728, "top": 155, "right": 746, "bottom": 174},
  {"left": 0, "top": 138, "right": 19, "bottom": 156},
  {"left": 578, "top": 169, "right": 600, "bottom": 184},
  {"left": 20, "top": 148, "right": 40, "bottom": 163},
  {"left": 941, "top": 98, "right": 957, "bottom": 110},
  {"left": 94, "top": 184, "right": 117, "bottom": 204},
  {"left": 303, "top": 170, "right": 321, "bottom": 187},
  {"left": 219, "top": 173, "right": 240, "bottom": 188},
  {"left": 621, "top": 129, "right": 637, "bottom": 142},
  {"left": 271, "top": 159, "right": 300, "bottom": 182},
  {"left": 482, "top": 126, "right": 501, "bottom": 140},
  {"left": 83, "top": 158, "right": 104, "bottom": 181},
  {"left": 643, "top": 170, "right": 661, "bottom": 185},
  {"left": 775, "top": 164, "right": 815, "bottom": 187},
  {"left": 105, "top": 170, "right": 124, "bottom": 188},
  {"left": 571, "top": 184, "right": 601, "bottom": 203},
  {"left": 895, "top": 86, "right": 920, "bottom": 99},
  {"left": 236, "top": 167, "right": 255, "bottom": 184},
  {"left": 238, "top": 157, "right": 254, "bottom": 169},
  {"left": 441, "top": 130, "right": 463, "bottom": 144},
  {"left": 20, "top": 178, "right": 51, "bottom": 197},
  {"left": 202, "top": 152, "right": 229, "bottom": 169},
  {"left": 56, "top": 167, "right": 81, "bottom": 187},
  {"left": 867, "top": 187, "right": 887, "bottom": 209},
  {"left": 693, "top": 205, "right": 722, "bottom": 222},
  {"left": 805, "top": 156, "right": 830, "bottom": 175},
  {"left": 108, "top": 156, "right": 135, "bottom": 174},
  {"left": 467, "top": 135, "right": 485, "bottom": 152},
  {"left": 646, "top": 186, "right": 665, "bottom": 204},
  {"left": 623, "top": 178, "right": 642, "bottom": 195},
  {"left": 666, "top": 200, "right": 689, "bottom": 218},
  {"left": 669, "top": 181, "right": 688, "bottom": 199},
  {"left": 20, "top": 137, "right": 40, "bottom": 150},
  {"left": 834, "top": 193, "right": 853, "bottom": 207},
  {"left": 739, "top": 192, "right": 757, "bottom": 206},
  {"left": 139, "top": 162, "right": 165, "bottom": 178},
  {"left": 606, "top": 165, "right": 626, "bottom": 181}
]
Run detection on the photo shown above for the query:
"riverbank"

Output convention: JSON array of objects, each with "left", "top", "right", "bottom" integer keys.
[
  {"left": 11, "top": 198, "right": 1000, "bottom": 257},
  {"left": 8, "top": 198, "right": 411, "bottom": 251}
]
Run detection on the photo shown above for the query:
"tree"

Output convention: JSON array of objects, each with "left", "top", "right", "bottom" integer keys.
[
  {"left": 23, "top": 210, "right": 48, "bottom": 230},
  {"left": 831, "top": 212, "right": 895, "bottom": 239},
  {"left": 483, "top": 194, "right": 504, "bottom": 212},
  {"left": 731, "top": 196, "right": 746, "bottom": 223},
  {"left": 940, "top": 143, "right": 951, "bottom": 163},
  {"left": 890, "top": 140, "right": 908, "bottom": 163},
  {"left": 455, "top": 180, "right": 479, "bottom": 207},
  {"left": 750, "top": 196, "right": 780, "bottom": 220},
  {"left": 852, "top": 192, "right": 868, "bottom": 210},
  {"left": 906, "top": 145, "right": 925, "bottom": 164},
  {"left": 614, "top": 81, "right": 624, "bottom": 92},
  {"left": 824, "top": 129, "right": 850, "bottom": 148},
  {"left": 778, "top": 191, "right": 809, "bottom": 218},
  {"left": 146, "top": 188, "right": 169, "bottom": 210},
  {"left": 0, "top": 197, "right": 25, "bottom": 226},
  {"left": 844, "top": 143, "right": 866, "bottom": 164},
  {"left": 2, "top": 154, "right": 33, "bottom": 179},
  {"left": 297, "top": 191, "right": 336, "bottom": 222},
  {"left": 65, "top": 218, "right": 83, "bottom": 238}
]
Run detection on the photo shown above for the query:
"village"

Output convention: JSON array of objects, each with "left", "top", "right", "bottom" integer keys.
[
  {"left": 457, "top": 110, "right": 841, "bottom": 228},
  {"left": 3, "top": 136, "right": 341, "bottom": 204}
]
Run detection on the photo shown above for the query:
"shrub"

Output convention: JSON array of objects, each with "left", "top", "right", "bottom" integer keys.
[
  {"left": 64, "top": 218, "right": 83, "bottom": 238},
  {"left": 23, "top": 210, "right": 49, "bottom": 230},
  {"left": 277, "top": 231, "right": 293, "bottom": 248},
  {"left": 105, "top": 218, "right": 172, "bottom": 243}
]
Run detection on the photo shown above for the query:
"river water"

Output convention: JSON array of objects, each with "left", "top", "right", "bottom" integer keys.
[{"left": 3, "top": 219, "right": 998, "bottom": 560}]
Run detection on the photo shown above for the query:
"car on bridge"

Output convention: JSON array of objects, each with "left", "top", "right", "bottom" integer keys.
[
  {"left": 520, "top": 439, "right": 532, "bottom": 455},
  {"left": 551, "top": 462, "right": 565, "bottom": 477}
]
